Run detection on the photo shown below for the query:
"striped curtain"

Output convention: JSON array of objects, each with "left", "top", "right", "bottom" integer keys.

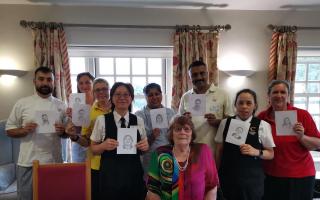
[
  {"left": 171, "top": 31, "right": 219, "bottom": 110},
  {"left": 268, "top": 29, "right": 297, "bottom": 103},
  {"left": 32, "top": 23, "right": 72, "bottom": 103}
]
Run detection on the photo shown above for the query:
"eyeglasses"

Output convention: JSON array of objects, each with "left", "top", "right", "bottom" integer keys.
[
  {"left": 173, "top": 126, "right": 192, "bottom": 133},
  {"left": 114, "top": 93, "right": 131, "bottom": 98},
  {"left": 94, "top": 88, "right": 109, "bottom": 93}
]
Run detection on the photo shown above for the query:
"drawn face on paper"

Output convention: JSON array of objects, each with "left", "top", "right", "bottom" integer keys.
[
  {"left": 123, "top": 135, "right": 133, "bottom": 149},
  {"left": 41, "top": 114, "right": 49, "bottom": 125},
  {"left": 75, "top": 97, "right": 81, "bottom": 104},
  {"left": 156, "top": 114, "right": 163, "bottom": 124},
  {"left": 232, "top": 127, "right": 243, "bottom": 140},
  {"left": 282, "top": 117, "right": 292, "bottom": 128}
]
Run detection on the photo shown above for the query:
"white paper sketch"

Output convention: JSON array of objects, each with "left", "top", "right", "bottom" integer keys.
[
  {"left": 189, "top": 94, "right": 206, "bottom": 116},
  {"left": 150, "top": 108, "right": 168, "bottom": 129},
  {"left": 69, "top": 93, "right": 85, "bottom": 108},
  {"left": 275, "top": 111, "right": 297, "bottom": 136},
  {"left": 117, "top": 127, "right": 137, "bottom": 154},
  {"left": 35, "top": 111, "right": 58, "bottom": 134},
  {"left": 225, "top": 119, "right": 250, "bottom": 146},
  {"left": 72, "top": 104, "right": 90, "bottom": 127}
]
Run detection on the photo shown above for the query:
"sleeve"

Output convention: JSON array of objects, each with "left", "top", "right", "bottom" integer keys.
[
  {"left": 223, "top": 91, "right": 234, "bottom": 117},
  {"left": 6, "top": 100, "right": 23, "bottom": 130},
  {"left": 147, "top": 151, "right": 162, "bottom": 196},
  {"left": 90, "top": 115, "right": 105, "bottom": 142},
  {"left": 178, "top": 94, "right": 187, "bottom": 115},
  {"left": 259, "top": 120, "right": 275, "bottom": 148},
  {"left": 215, "top": 119, "right": 227, "bottom": 143},
  {"left": 203, "top": 144, "right": 219, "bottom": 192},
  {"left": 137, "top": 115, "right": 147, "bottom": 139},
  {"left": 300, "top": 110, "right": 320, "bottom": 138}
]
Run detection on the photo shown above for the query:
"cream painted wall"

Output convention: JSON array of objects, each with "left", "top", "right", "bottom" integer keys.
[{"left": 1, "top": 5, "right": 320, "bottom": 119}]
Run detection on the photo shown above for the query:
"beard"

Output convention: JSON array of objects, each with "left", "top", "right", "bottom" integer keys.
[{"left": 36, "top": 85, "right": 53, "bottom": 95}]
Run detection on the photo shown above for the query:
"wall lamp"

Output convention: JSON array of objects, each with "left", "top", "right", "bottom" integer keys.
[
  {"left": 0, "top": 69, "right": 28, "bottom": 77},
  {"left": 222, "top": 69, "right": 255, "bottom": 77}
]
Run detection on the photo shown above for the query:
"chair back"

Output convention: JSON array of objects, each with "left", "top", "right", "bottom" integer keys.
[{"left": 33, "top": 159, "right": 91, "bottom": 200}]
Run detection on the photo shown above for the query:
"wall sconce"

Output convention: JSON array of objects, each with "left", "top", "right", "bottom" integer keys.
[
  {"left": 0, "top": 69, "right": 28, "bottom": 77},
  {"left": 222, "top": 69, "right": 255, "bottom": 77}
]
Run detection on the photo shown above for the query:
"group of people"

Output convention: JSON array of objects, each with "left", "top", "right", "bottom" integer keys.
[{"left": 5, "top": 60, "right": 320, "bottom": 200}]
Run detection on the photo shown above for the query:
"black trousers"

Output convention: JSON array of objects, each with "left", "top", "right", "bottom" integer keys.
[
  {"left": 263, "top": 175, "right": 315, "bottom": 200},
  {"left": 91, "top": 169, "right": 100, "bottom": 200}
]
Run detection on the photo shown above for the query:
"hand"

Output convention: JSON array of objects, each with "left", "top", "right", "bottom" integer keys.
[
  {"left": 240, "top": 144, "right": 259, "bottom": 157},
  {"left": 183, "top": 112, "right": 192, "bottom": 119},
  {"left": 204, "top": 113, "right": 220, "bottom": 127},
  {"left": 101, "top": 138, "right": 118, "bottom": 151},
  {"left": 66, "top": 108, "right": 72, "bottom": 118},
  {"left": 137, "top": 137, "right": 149, "bottom": 152},
  {"left": 294, "top": 122, "right": 305, "bottom": 140},
  {"left": 22, "top": 122, "right": 37, "bottom": 135},
  {"left": 152, "top": 128, "right": 160, "bottom": 139},
  {"left": 65, "top": 121, "right": 76, "bottom": 136},
  {"left": 54, "top": 123, "right": 65, "bottom": 135}
]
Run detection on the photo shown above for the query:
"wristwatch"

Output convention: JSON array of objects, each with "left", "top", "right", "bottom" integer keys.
[
  {"left": 259, "top": 149, "right": 263, "bottom": 158},
  {"left": 71, "top": 135, "right": 80, "bottom": 142}
]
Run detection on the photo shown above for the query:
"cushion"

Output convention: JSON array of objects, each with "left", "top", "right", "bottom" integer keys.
[
  {"left": 0, "top": 120, "right": 13, "bottom": 165},
  {"left": 0, "top": 163, "right": 15, "bottom": 191}
]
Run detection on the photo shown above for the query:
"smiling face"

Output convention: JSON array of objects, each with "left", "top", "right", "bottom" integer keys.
[
  {"left": 77, "top": 75, "right": 93, "bottom": 94},
  {"left": 93, "top": 82, "right": 109, "bottom": 103},
  {"left": 34, "top": 71, "right": 54, "bottom": 97},
  {"left": 189, "top": 65, "right": 209, "bottom": 91},
  {"left": 112, "top": 85, "right": 132, "bottom": 112},
  {"left": 172, "top": 124, "right": 193, "bottom": 146},
  {"left": 268, "top": 83, "right": 289, "bottom": 111},
  {"left": 146, "top": 88, "right": 162, "bottom": 109},
  {"left": 235, "top": 92, "right": 257, "bottom": 121}
]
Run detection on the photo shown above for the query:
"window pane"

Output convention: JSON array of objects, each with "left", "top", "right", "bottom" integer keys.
[
  {"left": 132, "top": 58, "right": 146, "bottom": 75},
  {"left": 148, "top": 76, "right": 162, "bottom": 88},
  {"left": 99, "top": 58, "right": 114, "bottom": 75},
  {"left": 312, "top": 115, "right": 320, "bottom": 130},
  {"left": 132, "top": 77, "right": 146, "bottom": 95},
  {"left": 308, "top": 64, "right": 320, "bottom": 81},
  {"left": 294, "top": 97, "right": 307, "bottom": 110},
  {"left": 101, "top": 76, "right": 114, "bottom": 88},
  {"left": 71, "top": 76, "right": 77, "bottom": 93},
  {"left": 70, "top": 57, "right": 85, "bottom": 74},
  {"left": 295, "top": 83, "right": 306, "bottom": 93},
  {"left": 116, "top": 76, "right": 130, "bottom": 83},
  {"left": 133, "top": 98, "right": 146, "bottom": 113},
  {"left": 148, "top": 58, "right": 162, "bottom": 75},
  {"left": 309, "top": 97, "right": 320, "bottom": 114},
  {"left": 307, "top": 83, "right": 320, "bottom": 93},
  {"left": 295, "top": 64, "right": 306, "bottom": 81},
  {"left": 116, "top": 58, "right": 130, "bottom": 75}
]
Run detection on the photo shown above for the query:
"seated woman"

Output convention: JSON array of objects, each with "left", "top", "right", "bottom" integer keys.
[
  {"left": 135, "top": 83, "right": 175, "bottom": 178},
  {"left": 147, "top": 115, "right": 219, "bottom": 200},
  {"left": 90, "top": 82, "right": 149, "bottom": 200}
]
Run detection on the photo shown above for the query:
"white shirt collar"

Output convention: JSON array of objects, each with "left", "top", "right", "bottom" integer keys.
[
  {"left": 34, "top": 93, "right": 53, "bottom": 101},
  {"left": 113, "top": 110, "right": 130, "bottom": 126},
  {"left": 235, "top": 115, "right": 253, "bottom": 123},
  {"left": 191, "top": 83, "right": 217, "bottom": 94}
]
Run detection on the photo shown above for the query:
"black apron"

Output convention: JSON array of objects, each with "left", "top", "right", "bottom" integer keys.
[
  {"left": 99, "top": 112, "right": 146, "bottom": 200},
  {"left": 219, "top": 116, "right": 264, "bottom": 200}
]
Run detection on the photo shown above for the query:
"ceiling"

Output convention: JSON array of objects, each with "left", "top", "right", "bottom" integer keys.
[{"left": 2, "top": 0, "right": 320, "bottom": 10}]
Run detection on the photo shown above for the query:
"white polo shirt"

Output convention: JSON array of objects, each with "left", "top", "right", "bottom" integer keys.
[
  {"left": 90, "top": 111, "right": 146, "bottom": 143},
  {"left": 6, "top": 94, "right": 66, "bottom": 167},
  {"left": 178, "top": 83, "right": 233, "bottom": 151}
]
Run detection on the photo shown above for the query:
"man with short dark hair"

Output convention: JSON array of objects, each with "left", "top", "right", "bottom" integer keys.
[
  {"left": 6, "top": 66, "right": 67, "bottom": 200},
  {"left": 178, "top": 60, "right": 233, "bottom": 154}
]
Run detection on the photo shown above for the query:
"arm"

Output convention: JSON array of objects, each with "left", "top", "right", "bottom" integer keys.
[
  {"left": 215, "top": 143, "right": 223, "bottom": 169},
  {"left": 239, "top": 144, "right": 274, "bottom": 160},
  {"left": 205, "top": 186, "right": 217, "bottom": 200},
  {"left": 90, "top": 139, "right": 118, "bottom": 155},
  {"left": 6, "top": 122, "right": 37, "bottom": 138},
  {"left": 295, "top": 122, "right": 320, "bottom": 150}
]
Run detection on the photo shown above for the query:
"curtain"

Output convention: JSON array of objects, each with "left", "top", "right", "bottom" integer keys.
[
  {"left": 171, "top": 31, "right": 219, "bottom": 110},
  {"left": 268, "top": 29, "right": 297, "bottom": 103},
  {"left": 32, "top": 22, "right": 72, "bottom": 103}
]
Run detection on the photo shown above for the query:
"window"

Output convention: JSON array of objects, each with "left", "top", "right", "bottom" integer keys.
[
  {"left": 68, "top": 46, "right": 173, "bottom": 112},
  {"left": 295, "top": 49, "right": 320, "bottom": 179}
]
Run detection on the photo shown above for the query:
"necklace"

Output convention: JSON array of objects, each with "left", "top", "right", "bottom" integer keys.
[{"left": 172, "top": 146, "right": 190, "bottom": 171}]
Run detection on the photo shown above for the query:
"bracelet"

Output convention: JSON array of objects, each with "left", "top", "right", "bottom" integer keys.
[{"left": 71, "top": 135, "right": 80, "bottom": 142}]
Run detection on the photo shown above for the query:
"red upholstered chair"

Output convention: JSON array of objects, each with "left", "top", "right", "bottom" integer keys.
[{"left": 32, "top": 159, "right": 91, "bottom": 200}]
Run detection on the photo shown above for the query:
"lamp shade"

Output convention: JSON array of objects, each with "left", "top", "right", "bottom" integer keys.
[
  {"left": 222, "top": 69, "right": 255, "bottom": 77},
  {"left": 0, "top": 69, "right": 28, "bottom": 77}
]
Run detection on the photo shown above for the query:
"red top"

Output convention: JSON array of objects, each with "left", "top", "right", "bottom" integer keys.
[{"left": 258, "top": 104, "right": 320, "bottom": 178}]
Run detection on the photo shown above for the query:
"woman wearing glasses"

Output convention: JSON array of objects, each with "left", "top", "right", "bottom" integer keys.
[
  {"left": 146, "top": 115, "right": 219, "bottom": 200},
  {"left": 90, "top": 82, "right": 149, "bottom": 200},
  {"left": 66, "top": 78, "right": 111, "bottom": 200}
]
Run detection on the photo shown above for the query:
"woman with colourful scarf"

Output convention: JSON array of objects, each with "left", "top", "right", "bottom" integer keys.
[{"left": 147, "top": 115, "right": 219, "bottom": 200}]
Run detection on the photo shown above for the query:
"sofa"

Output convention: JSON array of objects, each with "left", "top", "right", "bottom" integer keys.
[{"left": 0, "top": 120, "right": 20, "bottom": 200}]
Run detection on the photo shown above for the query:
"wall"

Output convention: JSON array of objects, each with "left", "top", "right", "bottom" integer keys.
[{"left": 1, "top": 4, "right": 320, "bottom": 119}]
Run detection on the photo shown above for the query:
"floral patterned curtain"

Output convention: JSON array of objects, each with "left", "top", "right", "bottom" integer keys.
[
  {"left": 268, "top": 27, "right": 297, "bottom": 103},
  {"left": 29, "top": 22, "right": 72, "bottom": 103},
  {"left": 171, "top": 31, "right": 219, "bottom": 110}
]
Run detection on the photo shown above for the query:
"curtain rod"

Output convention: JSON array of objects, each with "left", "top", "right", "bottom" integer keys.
[
  {"left": 268, "top": 24, "right": 320, "bottom": 32},
  {"left": 20, "top": 20, "right": 231, "bottom": 31}
]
